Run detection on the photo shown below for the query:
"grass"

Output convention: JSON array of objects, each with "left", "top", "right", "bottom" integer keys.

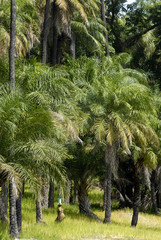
[{"left": 0, "top": 189, "right": 161, "bottom": 240}]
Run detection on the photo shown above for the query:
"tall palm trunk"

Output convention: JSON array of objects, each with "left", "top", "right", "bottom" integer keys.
[
  {"left": 64, "top": 180, "right": 72, "bottom": 205},
  {"left": 52, "top": 0, "right": 58, "bottom": 66},
  {"left": 100, "top": 0, "right": 109, "bottom": 56},
  {"left": 74, "top": 180, "right": 78, "bottom": 203},
  {"left": 131, "top": 168, "right": 141, "bottom": 227},
  {"left": 9, "top": 176, "right": 19, "bottom": 237},
  {"left": 48, "top": 182, "right": 54, "bottom": 208},
  {"left": 151, "top": 170, "right": 158, "bottom": 214},
  {"left": 41, "top": 0, "right": 50, "bottom": 64},
  {"left": 36, "top": 188, "right": 44, "bottom": 223},
  {"left": 0, "top": 182, "right": 8, "bottom": 222},
  {"left": 158, "top": 168, "right": 161, "bottom": 208},
  {"left": 41, "top": 181, "right": 49, "bottom": 209},
  {"left": 78, "top": 179, "right": 102, "bottom": 222},
  {"left": 104, "top": 143, "right": 115, "bottom": 223},
  {"left": 70, "top": 32, "right": 76, "bottom": 59},
  {"left": 16, "top": 194, "right": 22, "bottom": 232},
  {"left": 9, "top": 0, "right": 16, "bottom": 88}
]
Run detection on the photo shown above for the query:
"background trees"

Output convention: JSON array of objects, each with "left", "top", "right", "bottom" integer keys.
[{"left": 0, "top": 0, "right": 161, "bottom": 237}]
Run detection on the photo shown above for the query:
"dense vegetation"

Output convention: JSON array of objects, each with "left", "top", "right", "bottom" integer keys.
[{"left": 0, "top": 0, "right": 161, "bottom": 239}]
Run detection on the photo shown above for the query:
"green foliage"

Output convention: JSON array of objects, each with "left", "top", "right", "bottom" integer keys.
[
  {"left": 0, "top": 0, "right": 161, "bottom": 235},
  {"left": 0, "top": 0, "right": 40, "bottom": 57}
]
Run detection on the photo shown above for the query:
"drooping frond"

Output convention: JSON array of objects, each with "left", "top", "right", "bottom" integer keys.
[
  {"left": 56, "top": 0, "right": 88, "bottom": 23},
  {"left": 143, "top": 148, "right": 158, "bottom": 170},
  {"left": 136, "top": 122, "right": 159, "bottom": 147},
  {"left": 129, "top": 122, "right": 148, "bottom": 152},
  {"left": 0, "top": 162, "right": 22, "bottom": 191},
  {"left": 107, "top": 112, "right": 132, "bottom": 152},
  {"left": 92, "top": 118, "right": 106, "bottom": 142}
]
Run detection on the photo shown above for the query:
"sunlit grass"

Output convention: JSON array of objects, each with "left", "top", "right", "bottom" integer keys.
[{"left": 1, "top": 189, "right": 161, "bottom": 240}]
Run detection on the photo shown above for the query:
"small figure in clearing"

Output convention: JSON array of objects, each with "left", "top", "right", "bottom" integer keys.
[{"left": 55, "top": 202, "right": 65, "bottom": 222}]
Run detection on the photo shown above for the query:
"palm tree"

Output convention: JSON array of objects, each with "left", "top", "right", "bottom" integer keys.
[
  {"left": 71, "top": 16, "right": 108, "bottom": 58},
  {"left": 0, "top": 0, "right": 40, "bottom": 59},
  {"left": 41, "top": 0, "right": 99, "bottom": 64},
  {"left": 100, "top": 0, "right": 109, "bottom": 55},
  {"left": 0, "top": 182, "right": 8, "bottom": 222},
  {"left": 64, "top": 143, "right": 102, "bottom": 222},
  {"left": 69, "top": 54, "right": 159, "bottom": 224},
  {"left": 9, "top": 0, "right": 16, "bottom": 88},
  {"left": 41, "top": 0, "right": 51, "bottom": 64},
  {"left": 0, "top": 83, "right": 69, "bottom": 230}
]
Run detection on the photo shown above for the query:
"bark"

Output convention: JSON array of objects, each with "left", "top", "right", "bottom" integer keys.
[
  {"left": 151, "top": 170, "right": 158, "bottom": 214},
  {"left": 52, "top": 0, "right": 58, "bottom": 66},
  {"left": 103, "top": 189, "right": 106, "bottom": 211},
  {"left": 70, "top": 32, "right": 76, "bottom": 59},
  {"left": 57, "top": 34, "right": 64, "bottom": 65},
  {"left": 104, "top": 143, "right": 114, "bottom": 223},
  {"left": 16, "top": 194, "right": 22, "bottom": 232},
  {"left": 41, "top": 0, "right": 50, "bottom": 64},
  {"left": 9, "top": 0, "right": 16, "bottom": 88},
  {"left": 9, "top": 176, "right": 19, "bottom": 237},
  {"left": 64, "top": 180, "right": 72, "bottom": 205},
  {"left": 74, "top": 180, "right": 78, "bottom": 204},
  {"left": 36, "top": 189, "right": 45, "bottom": 223},
  {"left": 78, "top": 180, "right": 102, "bottom": 222},
  {"left": 0, "top": 182, "right": 8, "bottom": 222},
  {"left": 158, "top": 168, "right": 161, "bottom": 208},
  {"left": 131, "top": 169, "right": 141, "bottom": 227},
  {"left": 48, "top": 182, "right": 54, "bottom": 208},
  {"left": 22, "top": 181, "right": 25, "bottom": 198},
  {"left": 100, "top": 0, "right": 109, "bottom": 55},
  {"left": 41, "top": 181, "right": 49, "bottom": 209}
]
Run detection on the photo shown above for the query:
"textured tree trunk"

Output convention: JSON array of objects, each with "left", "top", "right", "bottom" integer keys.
[
  {"left": 52, "top": 0, "right": 58, "bottom": 66},
  {"left": 151, "top": 170, "right": 158, "bottom": 214},
  {"left": 16, "top": 194, "right": 22, "bottom": 232},
  {"left": 41, "top": 181, "right": 49, "bottom": 209},
  {"left": 9, "top": 0, "right": 16, "bottom": 88},
  {"left": 36, "top": 189, "right": 44, "bottom": 223},
  {"left": 104, "top": 143, "right": 114, "bottom": 223},
  {"left": 158, "top": 168, "right": 161, "bottom": 208},
  {"left": 0, "top": 182, "right": 8, "bottom": 222},
  {"left": 100, "top": 0, "right": 109, "bottom": 56},
  {"left": 103, "top": 190, "right": 106, "bottom": 211},
  {"left": 9, "top": 176, "right": 19, "bottom": 237},
  {"left": 78, "top": 180, "right": 102, "bottom": 222},
  {"left": 74, "top": 180, "right": 78, "bottom": 204},
  {"left": 57, "top": 34, "right": 64, "bottom": 65},
  {"left": 22, "top": 181, "right": 25, "bottom": 198},
  {"left": 48, "top": 182, "right": 54, "bottom": 208},
  {"left": 64, "top": 180, "right": 72, "bottom": 205},
  {"left": 41, "top": 0, "right": 50, "bottom": 64},
  {"left": 41, "top": 182, "right": 49, "bottom": 209},
  {"left": 70, "top": 32, "right": 76, "bottom": 59},
  {"left": 131, "top": 169, "right": 141, "bottom": 227}
]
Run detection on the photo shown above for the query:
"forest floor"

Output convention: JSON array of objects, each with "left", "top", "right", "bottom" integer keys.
[{"left": 0, "top": 188, "right": 161, "bottom": 240}]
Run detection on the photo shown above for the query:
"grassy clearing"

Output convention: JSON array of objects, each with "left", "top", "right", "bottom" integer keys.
[{"left": 0, "top": 189, "right": 161, "bottom": 240}]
